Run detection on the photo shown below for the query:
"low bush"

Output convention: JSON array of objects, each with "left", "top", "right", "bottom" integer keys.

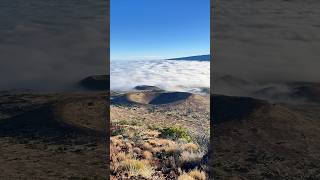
[{"left": 160, "top": 126, "right": 192, "bottom": 142}]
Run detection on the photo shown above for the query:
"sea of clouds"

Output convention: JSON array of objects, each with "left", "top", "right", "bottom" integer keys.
[
  {"left": 0, "top": 0, "right": 107, "bottom": 92},
  {"left": 111, "top": 60, "right": 210, "bottom": 93}
]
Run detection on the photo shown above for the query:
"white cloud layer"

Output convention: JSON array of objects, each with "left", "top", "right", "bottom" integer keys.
[{"left": 111, "top": 60, "right": 210, "bottom": 93}]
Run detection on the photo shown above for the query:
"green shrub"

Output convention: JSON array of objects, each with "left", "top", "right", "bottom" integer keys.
[{"left": 160, "top": 126, "right": 192, "bottom": 142}]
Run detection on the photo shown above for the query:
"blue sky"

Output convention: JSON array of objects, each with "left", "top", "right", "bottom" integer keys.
[{"left": 110, "top": 0, "right": 210, "bottom": 60}]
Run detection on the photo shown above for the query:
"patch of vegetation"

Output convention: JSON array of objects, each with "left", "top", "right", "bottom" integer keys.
[
  {"left": 110, "top": 129, "right": 207, "bottom": 179},
  {"left": 160, "top": 126, "right": 192, "bottom": 142},
  {"left": 114, "top": 118, "right": 144, "bottom": 126},
  {"left": 179, "top": 151, "right": 205, "bottom": 170},
  {"left": 111, "top": 126, "right": 127, "bottom": 136},
  {"left": 118, "top": 159, "right": 154, "bottom": 178},
  {"left": 147, "top": 124, "right": 161, "bottom": 131},
  {"left": 178, "top": 169, "right": 206, "bottom": 180}
]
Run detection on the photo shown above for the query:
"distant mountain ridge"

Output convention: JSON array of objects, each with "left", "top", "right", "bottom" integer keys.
[{"left": 168, "top": 54, "right": 210, "bottom": 61}]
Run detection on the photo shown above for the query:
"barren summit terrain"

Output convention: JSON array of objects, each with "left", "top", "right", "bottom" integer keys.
[{"left": 0, "top": 92, "right": 108, "bottom": 179}]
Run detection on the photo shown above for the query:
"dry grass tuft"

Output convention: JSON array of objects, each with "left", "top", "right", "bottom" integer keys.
[
  {"left": 120, "top": 159, "right": 154, "bottom": 178},
  {"left": 178, "top": 173, "right": 195, "bottom": 180},
  {"left": 111, "top": 137, "right": 122, "bottom": 146},
  {"left": 163, "top": 142, "right": 179, "bottom": 155},
  {"left": 143, "top": 130, "right": 160, "bottom": 138},
  {"left": 110, "top": 123, "right": 208, "bottom": 179},
  {"left": 114, "top": 151, "right": 129, "bottom": 161},
  {"left": 124, "top": 142, "right": 133, "bottom": 149},
  {"left": 179, "top": 151, "right": 204, "bottom": 170},
  {"left": 147, "top": 139, "right": 159, "bottom": 146},
  {"left": 182, "top": 142, "right": 199, "bottom": 152},
  {"left": 142, "top": 151, "right": 153, "bottom": 159},
  {"left": 151, "top": 147, "right": 161, "bottom": 153},
  {"left": 157, "top": 139, "right": 173, "bottom": 146},
  {"left": 142, "top": 142, "right": 153, "bottom": 151},
  {"left": 188, "top": 169, "right": 206, "bottom": 180}
]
